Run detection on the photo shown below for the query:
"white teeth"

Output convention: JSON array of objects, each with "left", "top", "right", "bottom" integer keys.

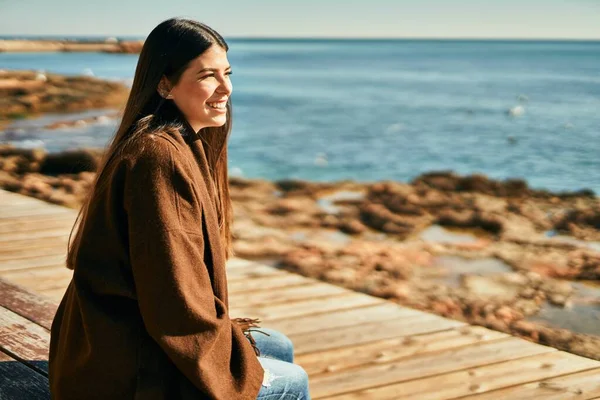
[{"left": 207, "top": 102, "right": 226, "bottom": 109}]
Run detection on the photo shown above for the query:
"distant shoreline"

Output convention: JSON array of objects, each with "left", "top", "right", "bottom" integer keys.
[
  {"left": 1, "top": 37, "right": 598, "bottom": 54},
  {"left": 1, "top": 37, "right": 599, "bottom": 48},
  {"left": 0, "top": 39, "right": 143, "bottom": 53}
]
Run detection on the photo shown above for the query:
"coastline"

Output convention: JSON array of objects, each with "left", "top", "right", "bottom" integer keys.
[
  {"left": 0, "top": 39, "right": 143, "bottom": 53},
  {"left": 0, "top": 70, "right": 129, "bottom": 130},
  {"left": 1, "top": 144, "right": 599, "bottom": 360}
]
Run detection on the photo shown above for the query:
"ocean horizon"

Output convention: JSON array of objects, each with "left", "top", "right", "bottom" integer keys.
[{"left": 2, "top": 35, "right": 600, "bottom": 41}]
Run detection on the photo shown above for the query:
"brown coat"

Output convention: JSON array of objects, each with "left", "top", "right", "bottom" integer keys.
[{"left": 49, "top": 120, "right": 263, "bottom": 399}]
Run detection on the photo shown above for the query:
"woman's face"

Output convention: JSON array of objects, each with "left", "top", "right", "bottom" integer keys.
[{"left": 166, "top": 45, "right": 232, "bottom": 132}]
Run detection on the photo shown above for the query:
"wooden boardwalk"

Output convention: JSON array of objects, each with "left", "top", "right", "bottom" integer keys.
[{"left": 1, "top": 188, "right": 600, "bottom": 399}]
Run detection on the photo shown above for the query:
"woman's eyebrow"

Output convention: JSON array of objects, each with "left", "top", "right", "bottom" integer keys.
[{"left": 197, "top": 66, "right": 232, "bottom": 75}]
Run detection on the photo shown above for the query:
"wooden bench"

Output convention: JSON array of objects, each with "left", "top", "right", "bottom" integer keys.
[{"left": 0, "top": 279, "right": 56, "bottom": 399}]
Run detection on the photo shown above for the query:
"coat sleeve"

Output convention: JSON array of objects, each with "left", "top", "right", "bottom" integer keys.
[{"left": 123, "top": 138, "right": 264, "bottom": 399}]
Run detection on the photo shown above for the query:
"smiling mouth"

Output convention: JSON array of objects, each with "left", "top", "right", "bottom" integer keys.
[{"left": 206, "top": 101, "right": 227, "bottom": 110}]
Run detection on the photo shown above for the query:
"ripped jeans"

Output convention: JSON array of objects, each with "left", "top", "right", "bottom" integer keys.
[{"left": 251, "top": 328, "right": 311, "bottom": 400}]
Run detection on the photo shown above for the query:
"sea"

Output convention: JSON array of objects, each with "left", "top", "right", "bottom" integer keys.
[{"left": 1, "top": 38, "right": 599, "bottom": 193}]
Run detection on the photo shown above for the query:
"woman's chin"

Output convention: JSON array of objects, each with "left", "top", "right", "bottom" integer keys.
[
  {"left": 214, "top": 115, "right": 228, "bottom": 126},
  {"left": 204, "top": 117, "right": 227, "bottom": 128}
]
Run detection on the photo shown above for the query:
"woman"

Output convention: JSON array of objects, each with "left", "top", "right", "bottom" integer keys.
[{"left": 49, "top": 18, "right": 311, "bottom": 400}]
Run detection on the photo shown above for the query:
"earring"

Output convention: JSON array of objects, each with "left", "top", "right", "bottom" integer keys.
[{"left": 158, "top": 88, "right": 173, "bottom": 99}]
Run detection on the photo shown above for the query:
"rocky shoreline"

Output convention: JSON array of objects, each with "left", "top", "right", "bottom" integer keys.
[
  {"left": 0, "top": 70, "right": 129, "bottom": 130},
  {"left": 0, "top": 39, "right": 143, "bottom": 53},
  {"left": 1, "top": 144, "right": 599, "bottom": 360}
]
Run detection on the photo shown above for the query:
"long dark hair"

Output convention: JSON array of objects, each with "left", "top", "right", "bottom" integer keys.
[{"left": 67, "top": 18, "right": 235, "bottom": 269}]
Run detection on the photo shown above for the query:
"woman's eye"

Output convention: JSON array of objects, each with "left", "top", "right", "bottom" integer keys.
[{"left": 198, "top": 72, "right": 232, "bottom": 81}]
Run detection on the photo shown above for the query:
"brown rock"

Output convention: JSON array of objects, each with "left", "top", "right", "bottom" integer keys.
[
  {"left": 40, "top": 149, "right": 101, "bottom": 175},
  {"left": 0, "top": 70, "right": 129, "bottom": 123},
  {"left": 338, "top": 219, "right": 367, "bottom": 234}
]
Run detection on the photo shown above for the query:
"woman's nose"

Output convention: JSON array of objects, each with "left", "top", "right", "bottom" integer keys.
[{"left": 218, "top": 75, "right": 232, "bottom": 95}]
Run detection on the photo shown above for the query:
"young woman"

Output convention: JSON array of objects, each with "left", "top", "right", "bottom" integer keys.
[{"left": 49, "top": 18, "right": 311, "bottom": 400}]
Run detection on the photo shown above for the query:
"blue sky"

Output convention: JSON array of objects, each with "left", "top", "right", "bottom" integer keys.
[{"left": 1, "top": 0, "right": 599, "bottom": 39}]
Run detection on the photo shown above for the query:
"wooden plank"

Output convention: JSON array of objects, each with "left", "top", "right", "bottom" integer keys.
[
  {"left": 230, "top": 292, "right": 383, "bottom": 321},
  {"left": 0, "top": 350, "right": 50, "bottom": 400},
  {"left": 0, "top": 197, "right": 45, "bottom": 207},
  {"left": 0, "top": 202, "right": 63, "bottom": 212},
  {"left": 226, "top": 258, "right": 259, "bottom": 269},
  {"left": 38, "top": 288, "right": 67, "bottom": 302},
  {"left": 226, "top": 264, "right": 287, "bottom": 281},
  {"left": 0, "top": 306, "right": 50, "bottom": 376},
  {"left": 228, "top": 273, "right": 311, "bottom": 293},
  {"left": 0, "top": 254, "right": 67, "bottom": 272},
  {"left": 0, "top": 265, "right": 72, "bottom": 293},
  {"left": 0, "top": 207, "right": 73, "bottom": 219},
  {"left": 0, "top": 197, "right": 50, "bottom": 207},
  {"left": 309, "top": 337, "right": 554, "bottom": 398},
  {"left": 298, "top": 325, "right": 508, "bottom": 376},
  {"left": 291, "top": 313, "right": 465, "bottom": 355},
  {"left": 0, "top": 246, "right": 68, "bottom": 261},
  {"left": 461, "top": 367, "right": 600, "bottom": 400},
  {"left": 229, "top": 281, "right": 349, "bottom": 307},
  {"left": 0, "top": 229, "right": 70, "bottom": 242},
  {"left": 0, "top": 193, "right": 74, "bottom": 212},
  {"left": 0, "top": 235, "right": 69, "bottom": 252},
  {"left": 325, "top": 351, "right": 600, "bottom": 399},
  {"left": 0, "top": 193, "right": 60, "bottom": 208},
  {"left": 0, "top": 213, "right": 76, "bottom": 228},
  {"left": 266, "top": 302, "right": 422, "bottom": 336},
  {"left": 0, "top": 279, "right": 58, "bottom": 330},
  {"left": 0, "top": 217, "right": 74, "bottom": 234}
]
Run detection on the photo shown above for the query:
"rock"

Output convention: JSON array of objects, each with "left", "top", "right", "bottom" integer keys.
[
  {"left": 267, "top": 198, "right": 317, "bottom": 215},
  {"left": 512, "top": 320, "right": 539, "bottom": 341},
  {"left": 323, "top": 268, "right": 357, "bottom": 285},
  {"left": 495, "top": 306, "right": 523, "bottom": 323},
  {"left": 374, "top": 259, "right": 413, "bottom": 280},
  {"left": 0, "top": 70, "right": 129, "bottom": 123},
  {"left": 0, "top": 39, "right": 144, "bottom": 53},
  {"left": 513, "top": 299, "right": 541, "bottom": 316},
  {"left": 461, "top": 275, "right": 522, "bottom": 301},
  {"left": 276, "top": 179, "right": 323, "bottom": 195},
  {"left": 558, "top": 208, "right": 600, "bottom": 227},
  {"left": 40, "top": 150, "right": 101, "bottom": 175},
  {"left": 359, "top": 203, "right": 425, "bottom": 236},
  {"left": 548, "top": 294, "right": 569, "bottom": 307},
  {"left": 0, "top": 145, "right": 46, "bottom": 163},
  {"left": 540, "top": 279, "right": 573, "bottom": 297},
  {"left": 0, "top": 170, "right": 21, "bottom": 191},
  {"left": 338, "top": 219, "right": 367, "bottom": 234},
  {"left": 413, "top": 171, "right": 531, "bottom": 197},
  {"left": 436, "top": 209, "right": 503, "bottom": 234}
]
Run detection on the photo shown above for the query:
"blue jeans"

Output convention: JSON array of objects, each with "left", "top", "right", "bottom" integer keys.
[{"left": 252, "top": 328, "right": 311, "bottom": 400}]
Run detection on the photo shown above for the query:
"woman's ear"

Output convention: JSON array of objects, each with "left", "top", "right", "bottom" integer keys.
[{"left": 157, "top": 76, "right": 174, "bottom": 99}]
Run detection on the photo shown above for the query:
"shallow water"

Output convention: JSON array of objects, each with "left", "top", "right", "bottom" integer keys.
[
  {"left": 290, "top": 229, "right": 352, "bottom": 245},
  {"left": 545, "top": 230, "right": 600, "bottom": 252},
  {"left": 530, "top": 281, "right": 600, "bottom": 337},
  {"left": 316, "top": 191, "right": 365, "bottom": 214},
  {"left": 431, "top": 255, "right": 513, "bottom": 286},
  {"left": 419, "top": 225, "right": 480, "bottom": 244},
  {"left": 2, "top": 109, "right": 119, "bottom": 151},
  {"left": 422, "top": 238, "right": 600, "bottom": 337}
]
